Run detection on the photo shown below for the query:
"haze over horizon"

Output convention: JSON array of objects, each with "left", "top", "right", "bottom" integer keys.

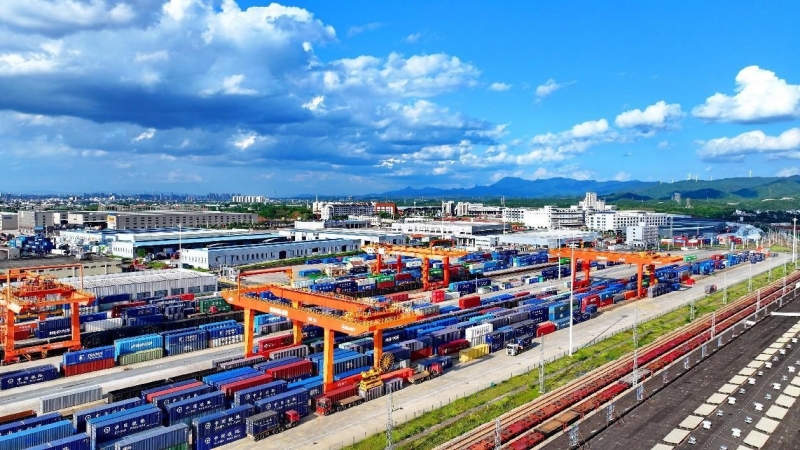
[{"left": 1, "top": 1, "right": 799, "bottom": 196}]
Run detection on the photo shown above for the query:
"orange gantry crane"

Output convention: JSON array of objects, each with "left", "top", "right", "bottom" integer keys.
[
  {"left": 222, "top": 268, "right": 418, "bottom": 392},
  {"left": 1, "top": 265, "right": 95, "bottom": 363},
  {"left": 362, "top": 243, "right": 469, "bottom": 291},
  {"left": 547, "top": 248, "right": 685, "bottom": 298}
]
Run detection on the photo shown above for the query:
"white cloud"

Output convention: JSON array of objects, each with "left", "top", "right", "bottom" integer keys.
[
  {"left": 347, "top": 22, "right": 381, "bottom": 37},
  {"left": 658, "top": 140, "right": 669, "bottom": 149},
  {"left": 432, "top": 166, "right": 450, "bottom": 175},
  {"left": 614, "top": 100, "right": 683, "bottom": 131},
  {"left": 81, "top": 149, "right": 108, "bottom": 157},
  {"left": 201, "top": 74, "right": 257, "bottom": 96},
  {"left": 166, "top": 169, "right": 202, "bottom": 182},
  {"left": 405, "top": 32, "right": 422, "bottom": 43},
  {"left": 692, "top": 66, "right": 800, "bottom": 123},
  {"left": 302, "top": 96, "right": 325, "bottom": 111},
  {"left": 697, "top": 128, "right": 800, "bottom": 161},
  {"left": 777, "top": 167, "right": 800, "bottom": 177},
  {"left": 0, "top": 0, "right": 142, "bottom": 37},
  {"left": 489, "top": 82, "right": 512, "bottom": 92},
  {"left": 135, "top": 50, "right": 169, "bottom": 63},
  {"left": 570, "top": 119, "right": 609, "bottom": 138},
  {"left": 132, "top": 128, "right": 156, "bottom": 142},
  {"left": 535, "top": 79, "right": 563, "bottom": 99},
  {"left": 612, "top": 171, "right": 631, "bottom": 181}
]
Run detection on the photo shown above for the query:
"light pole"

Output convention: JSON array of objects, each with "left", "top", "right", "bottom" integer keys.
[
  {"left": 748, "top": 258, "right": 753, "bottom": 293},
  {"left": 793, "top": 217, "right": 797, "bottom": 269},
  {"left": 568, "top": 244, "right": 575, "bottom": 357}
]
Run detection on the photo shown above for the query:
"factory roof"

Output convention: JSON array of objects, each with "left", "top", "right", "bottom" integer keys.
[
  {"left": 108, "top": 210, "right": 253, "bottom": 216},
  {"left": 0, "top": 255, "right": 118, "bottom": 271},
  {"left": 59, "top": 268, "right": 214, "bottom": 289},
  {"left": 286, "top": 228, "right": 404, "bottom": 236},
  {"left": 61, "top": 228, "right": 282, "bottom": 245},
  {"left": 185, "top": 238, "right": 357, "bottom": 252}
]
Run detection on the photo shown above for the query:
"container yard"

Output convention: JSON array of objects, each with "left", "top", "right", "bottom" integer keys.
[{"left": 0, "top": 246, "right": 790, "bottom": 450}]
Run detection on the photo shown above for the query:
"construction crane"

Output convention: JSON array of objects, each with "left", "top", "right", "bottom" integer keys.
[
  {"left": 362, "top": 243, "right": 469, "bottom": 291},
  {"left": 1, "top": 265, "right": 95, "bottom": 363},
  {"left": 221, "top": 269, "right": 418, "bottom": 392},
  {"left": 547, "top": 248, "right": 685, "bottom": 298}
]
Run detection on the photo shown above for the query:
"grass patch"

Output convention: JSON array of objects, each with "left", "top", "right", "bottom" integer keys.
[{"left": 345, "top": 262, "right": 794, "bottom": 450}]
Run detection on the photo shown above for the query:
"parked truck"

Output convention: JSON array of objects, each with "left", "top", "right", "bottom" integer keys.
[
  {"left": 315, "top": 385, "right": 364, "bottom": 416},
  {"left": 506, "top": 334, "right": 535, "bottom": 356},
  {"left": 704, "top": 285, "right": 718, "bottom": 294},
  {"left": 408, "top": 361, "right": 443, "bottom": 384},
  {"left": 246, "top": 410, "right": 300, "bottom": 441}
]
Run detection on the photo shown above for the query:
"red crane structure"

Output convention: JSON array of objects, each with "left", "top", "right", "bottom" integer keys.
[
  {"left": 221, "top": 267, "right": 418, "bottom": 392},
  {"left": 547, "top": 248, "right": 685, "bottom": 297},
  {"left": 362, "top": 243, "right": 469, "bottom": 291},
  {"left": 1, "top": 264, "right": 95, "bottom": 363}
]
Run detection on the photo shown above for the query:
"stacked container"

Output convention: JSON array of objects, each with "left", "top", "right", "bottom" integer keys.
[
  {"left": 111, "top": 424, "right": 189, "bottom": 450},
  {"left": 192, "top": 404, "right": 254, "bottom": 450},
  {"left": 62, "top": 346, "right": 115, "bottom": 377},
  {"left": 0, "top": 365, "right": 58, "bottom": 390}
]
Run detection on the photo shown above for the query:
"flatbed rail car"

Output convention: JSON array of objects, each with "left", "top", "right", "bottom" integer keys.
[{"left": 441, "top": 271, "right": 800, "bottom": 450}]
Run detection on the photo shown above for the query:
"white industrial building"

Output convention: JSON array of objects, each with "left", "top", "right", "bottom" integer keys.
[
  {"left": 494, "top": 230, "right": 601, "bottom": 249},
  {"left": 181, "top": 239, "right": 360, "bottom": 269},
  {"left": 0, "top": 212, "right": 18, "bottom": 230},
  {"left": 312, "top": 202, "right": 374, "bottom": 220},
  {"left": 17, "top": 210, "right": 55, "bottom": 231},
  {"left": 577, "top": 192, "right": 615, "bottom": 213},
  {"left": 107, "top": 210, "right": 258, "bottom": 230},
  {"left": 587, "top": 210, "right": 673, "bottom": 232},
  {"left": 67, "top": 211, "right": 109, "bottom": 226},
  {"left": 0, "top": 256, "right": 123, "bottom": 277},
  {"left": 391, "top": 219, "right": 507, "bottom": 237},
  {"left": 231, "top": 195, "right": 269, "bottom": 203},
  {"left": 626, "top": 224, "right": 659, "bottom": 248},
  {"left": 60, "top": 269, "right": 218, "bottom": 299},
  {"left": 280, "top": 228, "right": 405, "bottom": 246},
  {"left": 521, "top": 206, "right": 585, "bottom": 229},
  {"left": 293, "top": 220, "right": 370, "bottom": 230}
]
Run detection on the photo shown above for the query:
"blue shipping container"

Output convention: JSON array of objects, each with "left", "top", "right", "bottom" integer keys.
[
  {"left": 73, "top": 397, "right": 144, "bottom": 432},
  {"left": 0, "top": 412, "right": 62, "bottom": 436},
  {"left": 111, "top": 424, "right": 188, "bottom": 450},
  {"left": 27, "top": 433, "right": 90, "bottom": 450},
  {"left": 114, "top": 335, "right": 163, "bottom": 358},
  {"left": 233, "top": 380, "right": 288, "bottom": 406},
  {"left": 0, "top": 420, "right": 73, "bottom": 450},
  {"left": 0, "top": 365, "right": 58, "bottom": 390},
  {"left": 88, "top": 407, "right": 162, "bottom": 447},
  {"left": 165, "top": 392, "right": 226, "bottom": 424},
  {"left": 254, "top": 388, "right": 309, "bottom": 416},
  {"left": 194, "top": 424, "right": 246, "bottom": 450},
  {"left": 192, "top": 405, "right": 254, "bottom": 439},
  {"left": 63, "top": 346, "right": 115, "bottom": 367}
]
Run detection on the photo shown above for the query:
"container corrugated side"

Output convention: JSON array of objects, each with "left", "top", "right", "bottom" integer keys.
[
  {"left": 73, "top": 397, "right": 142, "bottom": 432},
  {"left": 118, "top": 348, "right": 163, "bottom": 366},
  {"left": 40, "top": 385, "right": 103, "bottom": 414},
  {"left": 88, "top": 406, "right": 162, "bottom": 448},
  {"left": 0, "top": 420, "right": 73, "bottom": 450},
  {"left": 111, "top": 424, "right": 189, "bottom": 450},
  {"left": 164, "top": 392, "right": 226, "bottom": 423},
  {"left": 0, "top": 412, "right": 62, "bottom": 436},
  {"left": 25, "top": 433, "right": 91, "bottom": 450},
  {"left": 194, "top": 425, "right": 246, "bottom": 450},
  {"left": 192, "top": 404, "right": 254, "bottom": 440}
]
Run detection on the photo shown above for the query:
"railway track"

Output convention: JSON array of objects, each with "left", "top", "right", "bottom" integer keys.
[{"left": 436, "top": 270, "right": 800, "bottom": 450}]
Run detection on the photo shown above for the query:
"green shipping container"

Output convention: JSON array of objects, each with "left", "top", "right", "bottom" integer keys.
[
  {"left": 376, "top": 275, "right": 395, "bottom": 282},
  {"left": 430, "top": 269, "right": 443, "bottom": 275},
  {"left": 198, "top": 298, "right": 232, "bottom": 314},
  {"left": 559, "top": 257, "right": 571, "bottom": 264},
  {"left": 118, "top": 348, "right": 163, "bottom": 366}
]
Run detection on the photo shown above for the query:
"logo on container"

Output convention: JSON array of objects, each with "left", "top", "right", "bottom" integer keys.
[{"left": 269, "top": 307, "right": 288, "bottom": 316}]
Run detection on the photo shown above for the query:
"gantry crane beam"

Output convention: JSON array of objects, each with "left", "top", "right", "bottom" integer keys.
[
  {"left": 223, "top": 270, "right": 418, "bottom": 392},
  {"left": 362, "top": 243, "right": 470, "bottom": 291},
  {"left": 548, "top": 249, "right": 685, "bottom": 298},
  {"left": 1, "top": 265, "right": 95, "bottom": 363}
]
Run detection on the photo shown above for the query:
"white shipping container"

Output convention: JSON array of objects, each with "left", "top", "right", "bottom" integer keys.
[
  {"left": 356, "top": 278, "right": 376, "bottom": 286},
  {"left": 404, "top": 261, "right": 423, "bottom": 268},
  {"left": 444, "top": 292, "right": 461, "bottom": 300},
  {"left": 465, "top": 323, "right": 493, "bottom": 342},
  {"left": 209, "top": 335, "right": 244, "bottom": 348},
  {"left": 40, "top": 385, "right": 103, "bottom": 414},
  {"left": 314, "top": 277, "right": 336, "bottom": 285},
  {"left": 292, "top": 279, "right": 314, "bottom": 288},
  {"left": 468, "top": 263, "right": 485, "bottom": 271},
  {"left": 83, "top": 318, "right": 123, "bottom": 331}
]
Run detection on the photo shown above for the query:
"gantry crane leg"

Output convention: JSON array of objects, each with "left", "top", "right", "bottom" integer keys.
[
  {"left": 374, "top": 254, "right": 383, "bottom": 275},
  {"left": 373, "top": 329, "right": 383, "bottom": 369},
  {"left": 584, "top": 260, "right": 591, "bottom": 286},
  {"left": 70, "top": 302, "right": 81, "bottom": 351},
  {"left": 571, "top": 258, "right": 578, "bottom": 292},
  {"left": 323, "top": 328, "right": 335, "bottom": 389},
  {"left": 244, "top": 308, "right": 256, "bottom": 357},
  {"left": 637, "top": 264, "right": 645, "bottom": 298},
  {"left": 292, "top": 321, "right": 304, "bottom": 345},
  {"left": 443, "top": 257, "right": 451, "bottom": 287},
  {"left": 422, "top": 257, "right": 430, "bottom": 291}
]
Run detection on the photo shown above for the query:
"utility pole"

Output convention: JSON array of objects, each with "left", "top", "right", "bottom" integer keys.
[
  {"left": 386, "top": 390, "right": 394, "bottom": 450},
  {"left": 494, "top": 418, "right": 501, "bottom": 450},
  {"left": 793, "top": 217, "right": 797, "bottom": 268},
  {"left": 539, "top": 335, "right": 546, "bottom": 394},
  {"left": 568, "top": 244, "right": 575, "bottom": 357},
  {"left": 723, "top": 272, "right": 728, "bottom": 305}
]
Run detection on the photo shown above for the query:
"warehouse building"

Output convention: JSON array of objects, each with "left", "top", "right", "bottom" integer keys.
[
  {"left": 494, "top": 230, "right": 601, "bottom": 249},
  {"left": 0, "top": 256, "right": 123, "bottom": 278},
  {"left": 59, "top": 228, "right": 285, "bottom": 258},
  {"left": 521, "top": 206, "right": 585, "bottom": 229},
  {"left": 279, "top": 228, "right": 405, "bottom": 246},
  {"left": 106, "top": 210, "right": 257, "bottom": 230},
  {"left": 67, "top": 211, "right": 109, "bottom": 226},
  {"left": 293, "top": 220, "right": 370, "bottom": 230},
  {"left": 391, "top": 219, "right": 507, "bottom": 237},
  {"left": 17, "top": 210, "right": 55, "bottom": 232},
  {"left": 0, "top": 212, "right": 18, "bottom": 230},
  {"left": 181, "top": 238, "right": 360, "bottom": 269},
  {"left": 626, "top": 224, "right": 659, "bottom": 248},
  {"left": 59, "top": 269, "right": 217, "bottom": 299},
  {"left": 312, "top": 201, "right": 374, "bottom": 220}
]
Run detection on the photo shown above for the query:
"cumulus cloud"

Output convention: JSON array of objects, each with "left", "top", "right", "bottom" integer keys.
[
  {"left": 535, "top": 79, "right": 563, "bottom": 99},
  {"left": 692, "top": 66, "right": 800, "bottom": 123},
  {"left": 132, "top": 128, "right": 156, "bottom": 142},
  {"left": 658, "top": 140, "right": 670, "bottom": 149},
  {"left": 347, "top": 22, "right": 381, "bottom": 37},
  {"left": 0, "top": 0, "right": 149, "bottom": 38},
  {"left": 489, "top": 82, "right": 512, "bottom": 92},
  {"left": 697, "top": 128, "right": 800, "bottom": 161},
  {"left": 615, "top": 101, "right": 683, "bottom": 133},
  {"left": 777, "top": 167, "right": 800, "bottom": 177},
  {"left": 612, "top": 171, "right": 631, "bottom": 181},
  {"left": 405, "top": 32, "right": 422, "bottom": 43}
]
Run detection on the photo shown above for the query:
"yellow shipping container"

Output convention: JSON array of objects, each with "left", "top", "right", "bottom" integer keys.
[{"left": 459, "top": 344, "right": 490, "bottom": 362}]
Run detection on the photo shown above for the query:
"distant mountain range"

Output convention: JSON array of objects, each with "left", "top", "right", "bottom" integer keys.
[{"left": 365, "top": 175, "right": 800, "bottom": 201}]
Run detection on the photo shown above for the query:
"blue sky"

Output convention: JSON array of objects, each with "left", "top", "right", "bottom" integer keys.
[{"left": 1, "top": 1, "right": 799, "bottom": 196}]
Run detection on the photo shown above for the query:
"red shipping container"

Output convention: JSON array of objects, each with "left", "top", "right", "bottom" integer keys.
[
  {"left": 624, "top": 290, "right": 637, "bottom": 300},
  {"left": 63, "top": 358, "right": 116, "bottom": 377},
  {"left": 410, "top": 347, "right": 432, "bottom": 361},
  {"left": 266, "top": 360, "right": 313, "bottom": 380},
  {"left": 111, "top": 301, "right": 146, "bottom": 318},
  {"left": 377, "top": 281, "right": 395, "bottom": 290},
  {"left": 536, "top": 322, "right": 556, "bottom": 337},
  {"left": 146, "top": 381, "right": 204, "bottom": 402},
  {"left": 258, "top": 334, "right": 294, "bottom": 353},
  {"left": 315, "top": 384, "right": 357, "bottom": 405},
  {"left": 14, "top": 328, "right": 34, "bottom": 341},
  {"left": 599, "top": 298, "right": 613, "bottom": 308},
  {"left": 386, "top": 292, "right": 409, "bottom": 302},
  {"left": 394, "top": 273, "right": 412, "bottom": 283},
  {"left": 514, "top": 291, "right": 530, "bottom": 298},
  {"left": 431, "top": 290, "right": 446, "bottom": 303},
  {"left": 327, "top": 376, "right": 360, "bottom": 391},
  {"left": 220, "top": 373, "right": 273, "bottom": 397},
  {"left": 437, "top": 339, "right": 469, "bottom": 356},
  {"left": 458, "top": 296, "right": 481, "bottom": 309},
  {"left": 179, "top": 293, "right": 195, "bottom": 301},
  {"left": 15, "top": 322, "right": 38, "bottom": 333}
]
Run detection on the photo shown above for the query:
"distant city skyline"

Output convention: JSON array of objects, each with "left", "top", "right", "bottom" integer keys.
[{"left": 0, "top": 1, "right": 798, "bottom": 195}]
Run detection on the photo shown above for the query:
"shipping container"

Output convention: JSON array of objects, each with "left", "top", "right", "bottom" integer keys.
[
  {"left": 114, "top": 334, "right": 163, "bottom": 358},
  {"left": 26, "top": 433, "right": 90, "bottom": 450},
  {"left": 0, "top": 412, "right": 62, "bottom": 436},
  {"left": 118, "top": 348, "right": 163, "bottom": 366},
  {"left": 233, "top": 380, "right": 288, "bottom": 407},
  {"left": 0, "top": 365, "right": 58, "bottom": 390},
  {"left": 254, "top": 388, "right": 309, "bottom": 417},
  {"left": 63, "top": 346, "right": 115, "bottom": 367},
  {"left": 88, "top": 406, "right": 162, "bottom": 448},
  {"left": 164, "top": 392, "right": 226, "bottom": 425},
  {"left": 151, "top": 384, "right": 215, "bottom": 410},
  {"left": 111, "top": 424, "right": 189, "bottom": 450},
  {"left": 40, "top": 385, "right": 103, "bottom": 414},
  {"left": 192, "top": 405, "right": 254, "bottom": 443},
  {"left": 140, "top": 380, "right": 199, "bottom": 401},
  {"left": 0, "top": 420, "right": 74, "bottom": 450},
  {"left": 194, "top": 425, "right": 246, "bottom": 450}
]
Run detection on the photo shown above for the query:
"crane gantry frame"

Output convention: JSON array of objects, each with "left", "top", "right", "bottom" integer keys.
[
  {"left": 222, "top": 267, "right": 419, "bottom": 392},
  {"left": 1, "top": 264, "right": 95, "bottom": 363},
  {"left": 362, "top": 243, "right": 470, "bottom": 291},
  {"left": 547, "top": 248, "right": 685, "bottom": 298}
]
